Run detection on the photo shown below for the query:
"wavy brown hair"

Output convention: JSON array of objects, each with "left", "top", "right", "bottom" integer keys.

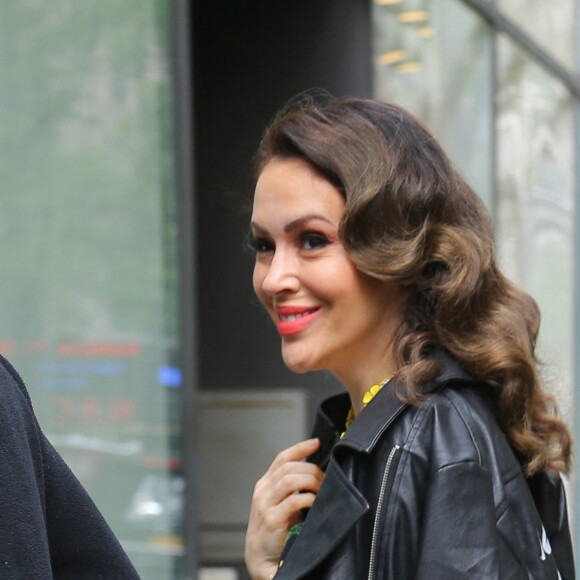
[{"left": 254, "top": 93, "right": 571, "bottom": 476}]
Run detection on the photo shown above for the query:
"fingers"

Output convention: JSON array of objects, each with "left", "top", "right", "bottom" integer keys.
[
  {"left": 254, "top": 475, "right": 321, "bottom": 529},
  {"left": 257, "top": 460, "right": 323, "bottom": 501},
  {"left": 268, "top": 437, "right": 321, "bottom": 471},
  {"left": 245, "top": 437, "right": 326, "bottom": 578},
  {"left": 270, "top": 467, "right": 324, "bottom": 496},
  {"left": 256, "top": 439, "right": 324, "bottom": 507}
]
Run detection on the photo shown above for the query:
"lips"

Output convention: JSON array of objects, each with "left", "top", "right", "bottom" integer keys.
[{"left": 275, "top": 305, "right": 321, "bottom": 336}]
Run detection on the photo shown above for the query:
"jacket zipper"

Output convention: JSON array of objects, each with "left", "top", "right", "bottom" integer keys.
[{"left": 368, "top": 445, "right": 401, "bottom": 580}]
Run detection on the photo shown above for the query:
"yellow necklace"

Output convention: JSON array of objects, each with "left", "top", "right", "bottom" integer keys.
[{"left": 343, "top": 377, "right": 391, "bottom": 434}]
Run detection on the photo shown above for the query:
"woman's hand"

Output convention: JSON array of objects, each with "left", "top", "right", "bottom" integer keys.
[{"left": 245, "top": 438, "right": 324, "bottom": 580}]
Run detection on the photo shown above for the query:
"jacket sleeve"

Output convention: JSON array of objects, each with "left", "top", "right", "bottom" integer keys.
[
  {"left": 0, "top": 356, "right": 140, "bottom": 579},
  {"left": 413, "top": 461, "right": 502, "bottom": 579},
  {"left": 410, "top": 459, "right": 567, "bottom": 580},
  {"left": 528, "top": 471, "right": 575, "bottom": 580}
]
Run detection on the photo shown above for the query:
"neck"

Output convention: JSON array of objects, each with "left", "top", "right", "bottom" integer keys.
[{"left": 336, "top": 359, "right": 396, "bottom": 415}]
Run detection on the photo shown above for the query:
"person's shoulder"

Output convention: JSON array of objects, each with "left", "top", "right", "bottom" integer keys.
[
  {"left": 439, "top": 380, "right": 499, "bottom": 432},
  {"left": 0, "top": 354, "right": 35, "bottom": 411},
  {"left": 409, "top": 382, "right": 493, "bottom": 467},
  {"left": 0, "top": 353, "right": 24, "bottom": 381},
  {"left": 416, "top": 351, "right": 494, "bottom": 434},
  {"left": 432, "top": 381, "right": 521, "bottom": 475}
]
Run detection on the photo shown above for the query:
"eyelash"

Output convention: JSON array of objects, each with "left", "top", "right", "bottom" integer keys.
[
  {"left": 300, "top": 232, "right": 330, "bottom": 250},
  {"left": 247, "top": 231, "right": 331, "bottom": 254},
  {"left": 248, "top": 235, "right": 274, "bottom": 254}
]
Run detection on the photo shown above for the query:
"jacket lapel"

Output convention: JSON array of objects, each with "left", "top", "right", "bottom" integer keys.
[
  {"left": 339, "top": 383, "right": 407, "bottom": 454},
  {"left": 273, "top": 458, "right": 368, "bottom": 580}
]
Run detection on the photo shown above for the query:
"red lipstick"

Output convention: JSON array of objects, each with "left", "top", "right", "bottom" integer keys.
[{"left": 275, "top": 305, "right": 321, "bottom": 336}]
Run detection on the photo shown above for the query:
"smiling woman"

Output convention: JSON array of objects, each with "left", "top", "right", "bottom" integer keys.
[
  {"left": 250, "top": 157, "right": 407, "bottom": 394},
  {"left": 243, "top": 94, "right": 574, "bottom": 580}
]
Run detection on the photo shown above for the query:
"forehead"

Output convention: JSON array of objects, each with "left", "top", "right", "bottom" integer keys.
[{"left": 252, "top": 157, "right": 344, "bottom": 222}]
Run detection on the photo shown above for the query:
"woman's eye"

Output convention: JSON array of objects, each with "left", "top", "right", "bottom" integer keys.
[
  {"left": 248, "top": 235, "right": 274, "bottom": 254},
  {"left": 301, "top": 232, "right": 330, "bottom": 250}
]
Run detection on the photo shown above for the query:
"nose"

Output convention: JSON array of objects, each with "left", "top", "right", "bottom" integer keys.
[{"left": 258, "top": 249, "right": 300, "bottom": 296}]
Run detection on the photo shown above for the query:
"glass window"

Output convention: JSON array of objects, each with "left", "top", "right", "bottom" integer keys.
[
  {"left": 495, "top": 34, "right": 575, "bottom": 424},
  {"left": 372, "top": 0, "right": 494, "bottom": 208},
  {"left": 496, "top": 0, "right": 576, "bottom": 70},
  {"left": 0, "top": 2, "right": 183, "bottom": 578}
]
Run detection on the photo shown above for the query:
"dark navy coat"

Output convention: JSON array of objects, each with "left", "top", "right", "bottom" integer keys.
[{"left": 0, "top": 355, "right": 140, "bottom": 579}]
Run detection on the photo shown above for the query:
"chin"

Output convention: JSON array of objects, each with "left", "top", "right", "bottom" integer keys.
[
  {"left": 282, "top": 358, "right": 311, "bottom": 374},
  {"left": 281, "top": 349, "right": 316, "bottom": 375}
]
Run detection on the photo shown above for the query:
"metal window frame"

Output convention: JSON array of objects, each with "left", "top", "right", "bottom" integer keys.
[
  {"left": 460, "top": 0, "right": 580, "bottom": 98},
  {"left": 171, "top": 0, "right": 198, "bottom": 578}
]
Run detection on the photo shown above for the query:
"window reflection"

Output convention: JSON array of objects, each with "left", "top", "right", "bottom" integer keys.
[
  {"left": 496, "top": 35, "right": 575, "bottom": 416},
  {"left": 372, "top": 0, "right": 494, "bottom": 208},
  {"left": 497, "top": 0, "right": 575, "bottom": 70}
]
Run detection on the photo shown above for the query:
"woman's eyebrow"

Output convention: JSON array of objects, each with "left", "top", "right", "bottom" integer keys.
[
  {"left": 251, "top": 215, "right": 336, "bottom": 236},
  {"left": 283, "top": 215, "right": 335, "bottom": 233}
]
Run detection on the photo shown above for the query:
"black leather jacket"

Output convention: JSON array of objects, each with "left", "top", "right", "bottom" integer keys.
[{"left": 274, "top": 354, "right": 574, "bottom": 579}]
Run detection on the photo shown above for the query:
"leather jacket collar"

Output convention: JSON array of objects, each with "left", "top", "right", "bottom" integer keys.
[{"left": 310, "top": 351, "right": 473, "bottom": 464}]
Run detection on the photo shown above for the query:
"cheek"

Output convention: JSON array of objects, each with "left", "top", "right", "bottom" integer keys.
[
  {"left": 323, "top": 262, "right": 365, "bottom": 301},
  {"left": 359, "top": 277, "right": 409, "bottom": 322},
  {"left": 343, "top": 269, "right": 388, "bottom": 312}
]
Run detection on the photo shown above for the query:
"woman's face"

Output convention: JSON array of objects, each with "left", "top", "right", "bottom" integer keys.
[{"left": 251, "top": 157, "right": 408, "bottom": 386}]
